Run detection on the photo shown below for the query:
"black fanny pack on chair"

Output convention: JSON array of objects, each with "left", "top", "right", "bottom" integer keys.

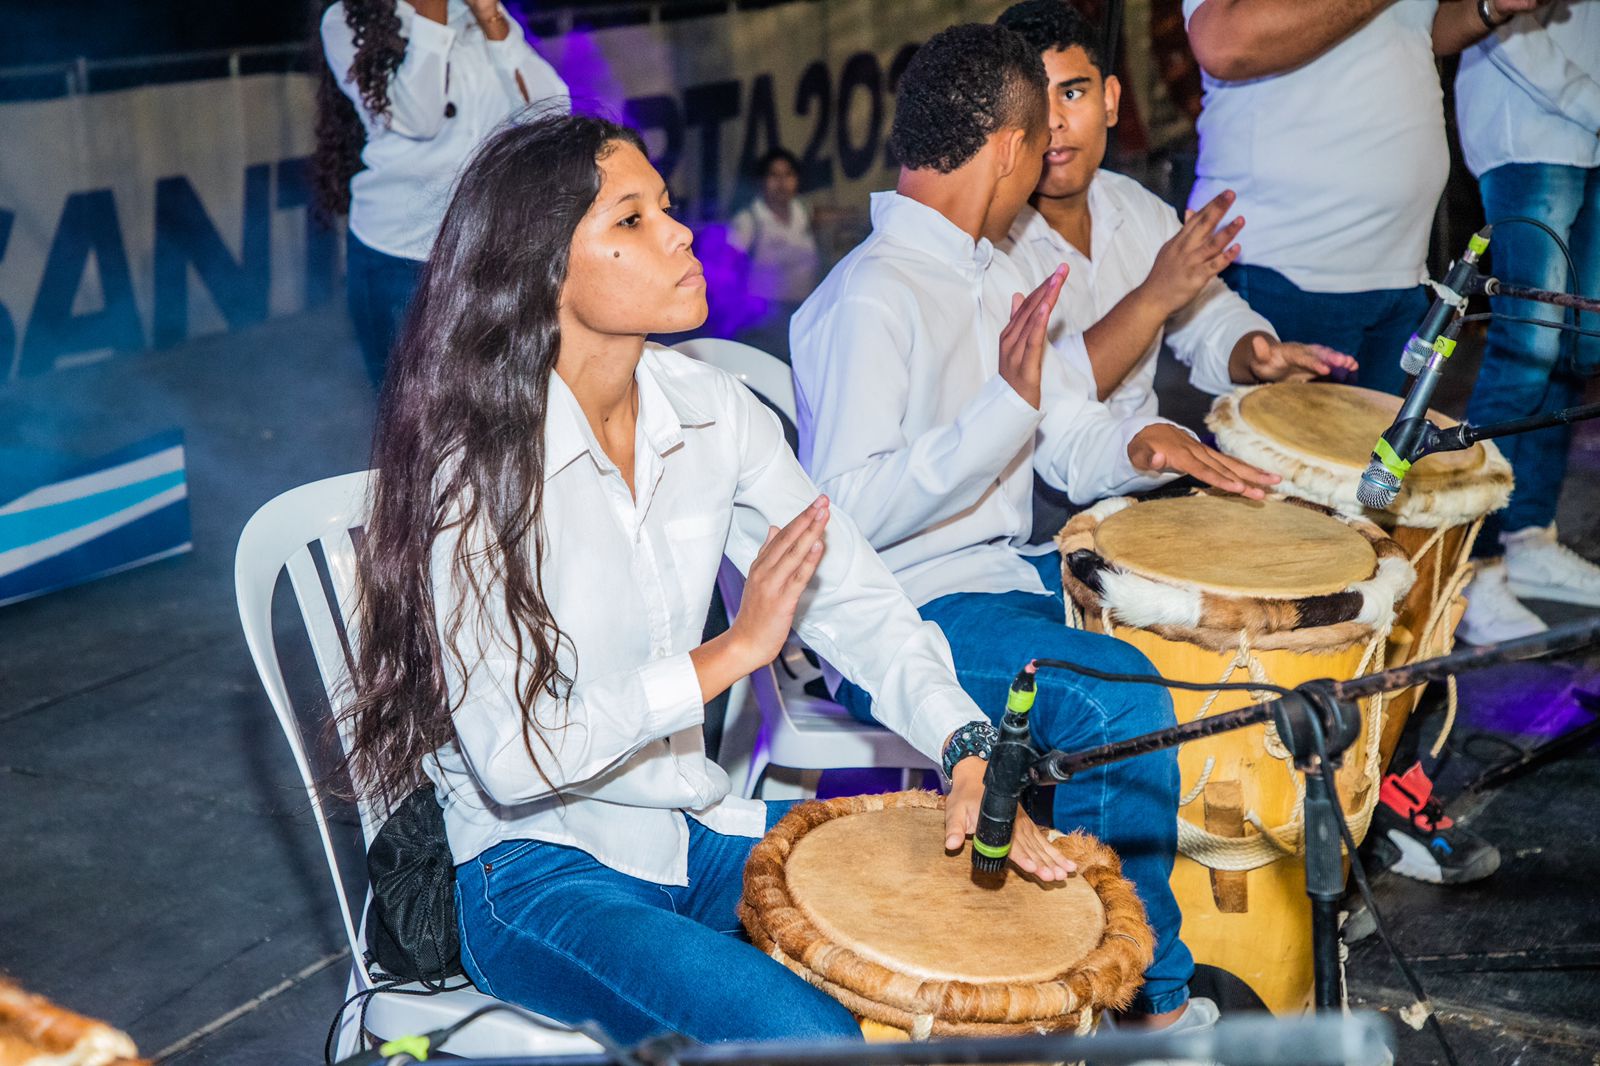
[{"left": 364, "top": 783, "right": 465, "bottom": 983}]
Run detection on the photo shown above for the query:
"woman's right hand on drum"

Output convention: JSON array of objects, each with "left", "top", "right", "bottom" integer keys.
[
  {"left": 1127, "top": 424, "right": 1280, "bottom": 500},
  {"left": 946, "top": 757, "right": 1076, "bottom": 881}
]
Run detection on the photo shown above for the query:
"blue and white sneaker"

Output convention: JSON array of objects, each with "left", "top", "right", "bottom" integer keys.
[{"left": 1372, "top": 762, "right": 1500, "bottom": 884}]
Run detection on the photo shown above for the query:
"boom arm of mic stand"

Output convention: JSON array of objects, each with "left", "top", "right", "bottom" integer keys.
[
  {"left": 1027, "top": 682, "right": 1351, "bottom": 786},
  {"left": 1433, "top": 401, "right": 1600, "bottom": 454},
  {"left": 1027, "top": 615, "right": 1600, "bottom": 785},
  {"left": 1478, "top": 276, "right": 1600, "bottom": 317}
]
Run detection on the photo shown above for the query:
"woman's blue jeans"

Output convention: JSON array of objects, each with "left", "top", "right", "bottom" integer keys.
[
  {"left": 345, "top": 231, "right": 423, "bottom": 389},
  {"left": 835, "top": 552, "right": 1193, "bottom": 1015},
  {"left": 1466, "top": 162, "right": 1600, "bottom": 552},
  {"left": 454, "top": 800, "right": 861, "bottom": 1045}
]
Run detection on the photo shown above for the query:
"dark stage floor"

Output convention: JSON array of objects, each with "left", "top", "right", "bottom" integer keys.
[{"left": 3, "top": 305, "right": 1598, "bottom": 1064}]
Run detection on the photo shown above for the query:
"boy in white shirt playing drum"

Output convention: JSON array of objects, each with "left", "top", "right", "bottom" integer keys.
[
  {"left": 792, "top": 23, "right": 1277, "bottom": 1034},
  {"left": 995, "top": 0, "right": 1357, "bottom": 427}
]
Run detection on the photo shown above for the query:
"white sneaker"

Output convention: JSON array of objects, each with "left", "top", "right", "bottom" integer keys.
[
  {"left": 1101, "top": 997, "right": 1220, "bottom": 1065},
  {"left": 1503, "top": 524, "right": 1600, "bottom": 607},
  {"left": 1457, "top": 561, "right": 1547, "bottom": 645}
]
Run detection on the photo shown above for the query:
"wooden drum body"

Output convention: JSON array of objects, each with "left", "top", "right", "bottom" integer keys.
[
  {"left": 739, "top": 791, "right": 1153, "bottom": 1038},
  {"left": 1057, "top": 494, "right": 1414, "bottom": 1014},
  {"left": 1209, "top": 383, "right": 1512, "bottom": 768}
]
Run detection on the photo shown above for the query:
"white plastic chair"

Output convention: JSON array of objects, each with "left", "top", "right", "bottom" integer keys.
[
  {"left": 675, "top": 338, "right": 934, "bottom": 798},
  {"left": 234, "top": 471, "right": 600, "bottom": 1060}
]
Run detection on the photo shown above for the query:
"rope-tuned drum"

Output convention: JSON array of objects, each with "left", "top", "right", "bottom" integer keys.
[
  {"left": 1057, "top": 493, "right": 1414, "bottom": 1013},
  {"left": 1209, "top": 382, "right": 1512, "bottom": 767},
  {"left": 739, "top": 790, "right": 1152, "bottom": 1039}
]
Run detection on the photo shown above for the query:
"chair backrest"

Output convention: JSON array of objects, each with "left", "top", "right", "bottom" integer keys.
[
  {"left": 235, "top": 470, "right": 377, "bottom": 974},
  {"left": 675, "top": 337, "right": 797, "bottom": 421}
]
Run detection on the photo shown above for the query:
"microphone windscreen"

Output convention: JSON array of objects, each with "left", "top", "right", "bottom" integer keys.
[
  {"left": 1356, "top": 461, "right": 1401, "bottom": 510},
  {"left": 1399, "top": 339, "right": 1430, "bottom": 377}
]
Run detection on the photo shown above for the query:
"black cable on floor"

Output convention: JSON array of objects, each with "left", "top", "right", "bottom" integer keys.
[{"left": 322, "top": 973, "right": 473, "bottom": 1066}]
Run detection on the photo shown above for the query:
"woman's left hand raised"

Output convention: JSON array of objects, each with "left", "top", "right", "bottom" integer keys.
[
  {"left": 464, "top": 0, "right": 512, "bottom": 38},
  {"left": 944, "top": 756, "right": 1075, "bottom": 881}
]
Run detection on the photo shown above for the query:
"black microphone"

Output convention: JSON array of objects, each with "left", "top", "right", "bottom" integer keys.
[
  {"left": 1357, "top": 226, "right": 1492, "bottom": 510},
  {"left": 1357, "top": 316, "right": 1466, "bottom": 509},
  {"left": 1398, "top": 225, "right": 1493, "bottom": 377},
  {"left": 972, "top": 664, "right": 1038, "bottom": 874}
]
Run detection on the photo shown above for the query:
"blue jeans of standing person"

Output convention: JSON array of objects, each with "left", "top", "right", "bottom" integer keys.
[
  {"left": 1465, "top": 162, "right": 1600, "bottom": 555},
  {"left": 835, "top": 551, "right": 1192, "bottom": 1016},
  {"left": 1221, "top": 264, "right": 1430, "bottom": 397},
  {"left": 345, "top": 231, "right": 424, "bottom": 389},
  {"left": 454, "top": 800, "right": 861, "bottom": 1045}
]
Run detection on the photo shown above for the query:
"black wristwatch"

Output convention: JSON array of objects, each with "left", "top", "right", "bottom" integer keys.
[{"left": 942, "top": 720, "right": 999, "bottom": 779}]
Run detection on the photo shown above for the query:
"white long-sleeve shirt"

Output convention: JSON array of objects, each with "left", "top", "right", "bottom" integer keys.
[
  {"left": 422, "top": 346, "right": 982, "bottom": 883},
  {"left": 1455, "top": 1, "right": 1600, "bottom": 177},
  {"left": 791, "top": 191, "right": 1179, "bottom": 609},
  {"left": 322, "top": 0, "right": 569, "bottom": 260},
  {"left": 1002, "top": 172, "right": 1274, "bottom": 422}
]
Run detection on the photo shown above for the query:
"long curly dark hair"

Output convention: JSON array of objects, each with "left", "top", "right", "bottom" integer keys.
[
  {"left": 313, "top": 0, "right": 407, "bottom": 218},
  {"left": 341, "top": 114, "right": 648, "bottom": 809}
]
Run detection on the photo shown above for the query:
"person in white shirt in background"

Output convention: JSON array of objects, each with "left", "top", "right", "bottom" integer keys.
[
  {"left": 997, "top": 0, "right": 1357, "bottom": 428},
  {"left": 793, "top": 24, "right": 1271, "bottom": 1033},
  {"left": 1453, "top": 2, "right": 1600, "bottom": 645},
  {"left": 341, "top": 113, "right": 1068, "bottom": 1046},
  {"left": 727, "top": 147, "right": 821, "bottom": 363},
  {"left": 1183, "top": 0, "right": 1547, "bottom": 890},
  {"left": 315, "top": 0, "right": 569, "bottom": 387},
  {"left": 1182, "top": 0, "right": 1546, "bottom": 398}
]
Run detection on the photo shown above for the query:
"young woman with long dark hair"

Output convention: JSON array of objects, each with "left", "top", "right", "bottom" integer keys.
[
  {"left": 314, "top": 0, "right": 567, "bottom": 386},
  {"left": 341, "top": 113, "right": 1071, "bottom": 1043}
]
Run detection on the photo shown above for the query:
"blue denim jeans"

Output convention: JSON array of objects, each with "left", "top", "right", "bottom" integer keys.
[
  {"left": 345, "top": 231, "right": 424, "bottom": 389},
  {"left": 454, "top": 800, "right": 860, "bottom": 1045},
  {"left": 835, "top": 552, "right": 1192, "bottom": 1015},
  {"left": 1466, "top": 162, "right": 1600, "bottom": 552},
  {"left": 1221, "top": 264, "right": 1430, "bottom": 397}
]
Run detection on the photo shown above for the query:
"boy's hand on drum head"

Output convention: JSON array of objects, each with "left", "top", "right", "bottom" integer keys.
[
  {"left": 1239, "top": 333, "right": 1358, "bottom": 383},
  {"left": 1128, "top": 424, "right": 1280, "bottom": 500},
  {"left": 945, "top": 756, "right": 1076, "bottom": 881}
]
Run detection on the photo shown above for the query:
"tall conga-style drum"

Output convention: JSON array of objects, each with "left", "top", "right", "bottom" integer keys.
[
  {"left": 1056, "top": 493, "right": 1414, "bottom": 1014},
  {"left": 740, "top": 791, "right": 1152, "bottom": 1039},
  {"left": 1209, "top": 383, "right": 1512, "bottom": 768}
]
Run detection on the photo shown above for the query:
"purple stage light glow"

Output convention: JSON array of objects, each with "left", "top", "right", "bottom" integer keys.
[{"left": 1455, "top": 659, "right": 1600, "bottom": 740}]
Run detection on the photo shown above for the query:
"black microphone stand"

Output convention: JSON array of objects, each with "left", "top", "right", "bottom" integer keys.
[
  {"left": 1395, "top": 399, "right": 1600, "bottom": 461},
  {"left": 1015, "top": 616, "right": 1600, "bottom": 1013},
  {"left": 1473, "top": 275, "right": 1600, "bottom": 318}
]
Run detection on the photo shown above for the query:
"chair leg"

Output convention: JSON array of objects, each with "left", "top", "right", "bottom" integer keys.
[
  {"left": 758, "top": 767, "right": 821, "bottom": 801},
  {"left": 717, "top": 676, "right": 759, "bottom": 788},
  {"left": 333, "top": 965, "right": 367, "bottom": 1060},
  {"left": 741, "top": 748, "right": 771, "bottom": 800}
]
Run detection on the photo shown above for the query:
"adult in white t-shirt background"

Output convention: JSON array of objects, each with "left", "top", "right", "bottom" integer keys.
[
  {"left": 1182, "top": 0, "right": 1546, "bottom": 397},
  {"left": 1182, "top": 0, "right": 1548, "bottom": 890},
  {"left": 316, "top": 0, "right": 569, "bottom": 386},
  {"left": 726, "top": 148, "right": 822, "bottom": 363}
]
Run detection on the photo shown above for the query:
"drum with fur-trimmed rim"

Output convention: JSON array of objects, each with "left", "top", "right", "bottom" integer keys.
[
  {"left": 1057, "top": 492, "right": 1413, "bottom": 1014},
  {"left": 739, "top": 790, "right": 1152, "bottom": 1039},
  {"left": 1208, "top": 382, "right": 1511, "bottom": 770}
]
